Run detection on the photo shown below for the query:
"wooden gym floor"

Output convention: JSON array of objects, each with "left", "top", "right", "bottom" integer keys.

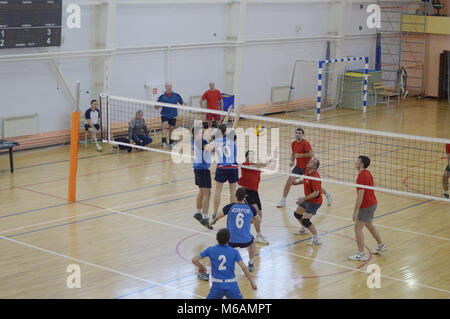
[{"left": 0, "top": 98, "right": 449, "bottom": 299}]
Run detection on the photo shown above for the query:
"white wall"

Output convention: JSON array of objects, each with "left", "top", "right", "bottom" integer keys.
[{"left": 0, "top": 1, "right": 375, "bottom": 136}]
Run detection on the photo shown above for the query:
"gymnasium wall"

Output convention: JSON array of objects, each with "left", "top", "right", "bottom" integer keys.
[{"left": 0, "top": 1, "right": 375, "bottom": 139}]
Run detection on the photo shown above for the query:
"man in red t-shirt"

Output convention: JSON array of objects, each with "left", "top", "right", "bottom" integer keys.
[
  {"left": 201, "top": 82, "right": 224, "bottom": 129},
  {"left": 238, "top": 150, "right": 274, "bottom": 245},
  {"left": 277, "top": 128, "right": 332, "bottom": 208},
  {"left": 348, "top": 155, "right": 387, "bottom": 261},
  {"left": 290, "top": 158, "right": 323, "bottom": 246},
  {"left": 443, "top": 144, "right": 450, "bottom": 199}
]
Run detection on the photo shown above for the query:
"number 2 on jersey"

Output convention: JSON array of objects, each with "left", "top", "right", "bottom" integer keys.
[{"left": 218, "top": 255, "right": 227, "bottom": 270}]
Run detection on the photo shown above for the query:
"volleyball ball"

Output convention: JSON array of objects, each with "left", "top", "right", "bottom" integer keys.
[{"left": 255, "top": 125, "right": 266, "bottom": 136}]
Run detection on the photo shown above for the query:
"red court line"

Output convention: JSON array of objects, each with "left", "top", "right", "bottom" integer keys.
[{"left": 174, "top": 225, "right": 372, "bottom": 280}]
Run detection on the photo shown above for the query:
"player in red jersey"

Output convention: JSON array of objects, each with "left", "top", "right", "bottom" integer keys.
[
  {"left": 238, "top": 150, "right": 275, "bottom": 245},
  {"left": 201, "top": 82, "right": 224, "bottom": 129},
  {"left": 277, "top": 128, "right": 332, "bottom": 208},
  {"left": 290, "top": 158, "right": 323, "bottom": 246},
  {"left": 348, "top": 156, "right": 387, "bottom": 261},
  {"left": 443, "top": 144, "right": 450, "bottom": 199}
]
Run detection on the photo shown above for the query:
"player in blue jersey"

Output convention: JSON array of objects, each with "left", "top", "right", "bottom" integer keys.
[
  {"left": 211, "top": 187, "right": 261, "bottom": 272},
  {"left": 190, "top": 107, "right": 237, "bottom": 230},
  {"left": 211, "top": 106, "right": 242, "bottom": 220},
  {"left": 191, "top": 123, "right": 214, "bottom": 230},
  {"left": 155, "top": 82, "right": 184, "bottom": 148},
  {"left": 192, "top": 228, "right": 257, "bottom": 298}
]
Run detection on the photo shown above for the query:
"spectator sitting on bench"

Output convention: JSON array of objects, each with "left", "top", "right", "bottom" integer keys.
[
  {"left": 128, "top": 110, "right": 153, "bottom": 149},
  {"left": 85, "top": 99, "right": 102, "bottom": 152}
]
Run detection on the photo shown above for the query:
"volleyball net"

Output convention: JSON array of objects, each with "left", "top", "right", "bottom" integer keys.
[{"left": 100, "top": 93, "right": 450, "bottom": 202}]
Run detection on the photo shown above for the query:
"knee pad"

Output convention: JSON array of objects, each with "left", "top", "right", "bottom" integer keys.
[
  {"left": 301, "top": 218, "right": 312, "bottom": 228},
  {"left": 294, "top": 212, "right": 303, "bottom": 220}
]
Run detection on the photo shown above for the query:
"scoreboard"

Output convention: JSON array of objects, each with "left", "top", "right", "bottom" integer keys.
[{"left": 0, "top": 0, "right": 62, "bottom": 49}]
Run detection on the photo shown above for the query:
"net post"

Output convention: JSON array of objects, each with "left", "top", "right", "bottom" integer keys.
[
  {"left": 363, "top": 56, "right": 369, "bottom": 113},
  {"left": 316, "top": 60, "right": 324, "bottom": 120},
  {"left": 68, "top": 81, "right": 80, "bottom": 203},
  {"left": 107, "top": 95, "right": 111, "bottom": 143}
]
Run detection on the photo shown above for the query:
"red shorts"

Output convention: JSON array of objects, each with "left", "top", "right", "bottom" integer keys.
[{"left": 206, "top": 113, "right": 221, "bottom": 121}]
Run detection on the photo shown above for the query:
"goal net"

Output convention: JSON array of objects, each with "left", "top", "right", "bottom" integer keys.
[{"left": 287, "top": 57, "right": 369, "bottom": 120}]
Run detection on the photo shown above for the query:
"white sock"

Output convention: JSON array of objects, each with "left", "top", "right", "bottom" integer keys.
[
  {"left": 444, "top": 191, "right": 449, "bottom": 195},
  {"left": 257, "top": 232, "right": 261, "bottom": 236},
  {"left": 378, "top": 243, "right": 384, "bottom": 248},
  {"left": 202, "top": 213, "right": 208, "bottom": 219},
  {"left": 358, "top": 251, "right": 365, "bottom": 255},
  {"left": 197, "top": 209, "right": 201, "bottom": 214},
  {"left": 249, "top": 258, "right": 254, "bottom": 264},
  {"left": 282, "top": 197, "right": 286, "bottom": 201}
]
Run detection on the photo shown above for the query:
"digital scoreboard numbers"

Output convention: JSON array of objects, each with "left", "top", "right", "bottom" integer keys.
[{"left": 0, "top": 0, "right": 62, "bottom": 49}]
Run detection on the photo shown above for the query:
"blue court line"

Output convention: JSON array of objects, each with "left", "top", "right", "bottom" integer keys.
[
  {"left": 0, "top": 151, "right": 116, "bottom": 174},
  {"left": 3, "top": 194, "right": 197, "bottom": 239},
  {"left": 114, "top": 199, "right": 432, "bottom": 299},
  {"left": 0, "top": 144, "right": 417, "bottom": 221},
  {"left": 0, "top": 176, "right": 193, "bottom": 219},
  {"left": 366, "top": 141, "right": 445, "bottom": 154}
]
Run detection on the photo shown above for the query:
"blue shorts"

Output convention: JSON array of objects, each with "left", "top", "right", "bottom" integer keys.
[
  {"left": 207, "top": 282, "right": 242, "bottom": 299},
  {"left": 214, "top": 167, "right": 239, "bottom": 183},
  {"left": 229, "top": 236, "right": 254, "bottom": 248},
  {"left": 194, "top": 169, "right": 211, "bottom": 188},
  {"left": 161, "top": 116, "right": 177, "bottom": 127},
  {"left": 85, "top": 124, "right": 100, "bottom": 131},
  {"left": 292, "top": 166, "right": 305, "bottom": 176}
]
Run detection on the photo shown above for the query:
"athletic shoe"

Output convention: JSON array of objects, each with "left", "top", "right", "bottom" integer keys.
[
  {"left": 163, "top": 142, "right": 170, "bottom": 148},
  {"left": 326, "top": 193, "right": 333, "bottom": 206},
  {"left": 348, "top": 252, "right": 368, "bottom": 261},
  {"left": 374, "top": 243, "right": 388, "bottom": 254},
  {"left": 193, "top": 213, "right": 213, "bottom": 230},
  {"left": 307, "top": 237, "right": 322, "bottom": 246},
  {"left": 276, "top": 198, "right": 286, "bottom": 208},
  {"left": 255, "top": 234, "right": 269, "bottom": 245},
  {"left": 248, "top": 262, "right": 255, "bottom": 272},
  {"left": 293, "top": 227, "right": 309, "bottom": 235},
  {"left": 197, "top": 272, "right": 209, "bottom": 281},
  {"left": 96, "top": 143, "right": 102, "bottom": 152},
  {"left": 444, "top": 193, "right": 449, "bottom": 199},
  {"left": 210, "top": 213, "right": 217, "bottom": 224}
]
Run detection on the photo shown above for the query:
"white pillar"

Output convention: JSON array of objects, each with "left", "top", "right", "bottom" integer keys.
[{"left": 225, "top": 0, "right": 247, "bottom": 108}]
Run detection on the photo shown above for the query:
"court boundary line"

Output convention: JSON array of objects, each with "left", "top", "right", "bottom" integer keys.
[
  {"left": 0, "top": 234, "right": 205, "bottom": 299},
  {"left": 262, "top": 201, "right": 450, "bottom": 242},
  {"left": 273, "top": 249, "right": 450, "bottom": 294},
  {"left": 2, "top": 181, "right": 448, "bottom": 297}
]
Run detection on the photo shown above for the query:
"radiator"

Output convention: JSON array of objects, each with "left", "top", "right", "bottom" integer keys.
[
  {"left": 271, "top": 86, "right": 290, "bottom": 103},
  {"left": 190, "top": 95, "right": 202, "bottom": 108},
  {"left": 2, "top": 114, "right": 38, "bottom": 138}
]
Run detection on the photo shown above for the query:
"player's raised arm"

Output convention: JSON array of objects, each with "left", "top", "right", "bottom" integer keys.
[
  {"left": 232, "top": 105, "right": 242, "bottom": 129},
  {"left": 222, "top": 105, "right": 234, "bottom": 125},
  {"left": 237, "top": 260, "right": 257, "bottom": 291}
]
